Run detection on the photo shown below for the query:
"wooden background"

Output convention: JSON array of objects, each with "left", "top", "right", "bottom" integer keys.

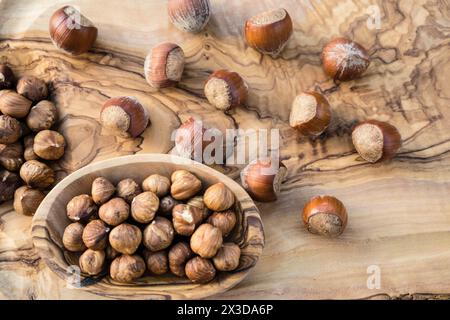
[{"left": 1, "top": 0, "right": 449, "bottom": 299}]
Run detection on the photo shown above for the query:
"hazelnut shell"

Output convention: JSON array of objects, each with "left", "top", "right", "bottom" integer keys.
[
  {"left": 16, "top": 76, "right": 48, "bottom": 102},
  {"left": 116, "top": 178, "right": 142, "bottom": 203},
  {"left": 144, "top": 250, "right": 169, "bottom": 275},
  {"left": 26, "top": 100, "right": 58, "bottom": 132},
  {"left": 20, "top": 160, "right": 55, "bottom": 190},
  {"left": 109, "top": 223, "right": 142, "bottom": 255},
  {"left": 91, "top": 177, "right": 116, "bottom": 205},
  {"left": 0, "top": 64, "right": 15, "bottom": 90},
  {"left": 142, "top": 174, "right": 171, "bottom": 197},
  {"left": 33, "top": 130, "right": 66, "bottom": 160},
  {"left": 0, "top": 170, "right": 21, "bottom": 203},
  {"left": 110, "top": 254, "right": 146, "bottom": 283},
  {"left": 0, "top": 142, "right": 24, "bottom": 171},
  {"left": 82, "top": 219, "right": 110, "bottom": 250},
  {"left": 168, "top": 242, "right": 193, "bottom": 277},
  {"left": 13, "top": 186, "right": 45, "bottom": 216},
  {"left": 170, "top": 170, "right": 202, "bottom": 200},
  {"left": 190, "top": 223, "right": 223, "bottom": 258},
  {"left": 168, "top": 0, "right": 211, "bottom": 33},
  {"left": 172, "top": 204, "right": 203, "bottom": 236},
  {"left": 207, "top": 210, "right": 237, "bottom": 237},
  {"left": 0, "top": 115, "right": 22, "bottom": 145},
  {"left": 79, "top": 249, "right": 105, "bottom": 276},
  {"left": 203, "top": 182, "right": 235, "bottom": 212},
  {"left": 131, "top": 191, "right": 159, "bottom": 224},
  {"left": 143, "top": 216, "right": 175, "bottom": 252},
  {"left": 212, "top": 243, "right": 241, "bottom": 271},
  {"left": 185, "top": 256, "right": 216, "bottom": 284},
  {"left": 0, "top": 90, "right": 32, "bottom": 118},
  {"left": 99, "top": 197, "right": 130, "bottom": 226},
  {"left": 66, "top": 194, "right": 97, "bottom": 222},
  {"left": 62, "top": 222, "right": 87, "bottom": 252}
]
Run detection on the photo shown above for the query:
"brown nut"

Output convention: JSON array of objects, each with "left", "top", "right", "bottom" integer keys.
[
  {"left": 187, "top": 196, "right": 210, "bottom": 221},
  {"left": 174, "top": 117, "right": 208, "bottom": 160},
  {"left": 204, "top": 70, "right": 248, "bottom": 111},
  {"left": 99, "top": 197, "right": 130, "bottom": 226},
  {"left": 0, "top": 64, "right": 15, "bottom": 90},
  {"left": 79, "top": 249, "right": 105, "bottom": 276},
  {"left": 0, "top": 142, "right": 24, "bottom": 171},
  {"left": 66, "top": 194, "right": 97, "bottom": 222},
  {"left": 49, "top": 6, "right": 98, "bottom": 55},
  {"left": 0, "top": 90, "right": 32, "bottom": 118},
  {"left": 110, "top": 254, "right": 146, "bottom": 283},
  {"left": 302, "top": 195, "right": 348, "bottom": 238},
  {"left": 170, "top": 170, "right": 202, "bottom": 200},
  {"left": 185, "top": 256, "right": 216, "bottom": 284},
  {"left": 82, "top": 219, "right": 110, "bottom": 250},
  {"left": 143, "top": 216, "right": 174, "bottom": 252},
  {"left": 0, "top": 170, "right": 21, "bottom": 203},
  {"left": 0, "top": 115, "right": 22, "bottom": 145},
  {"left": 20, "top": 160, "right": 55, "bottom": 189},
  {"left": 26, "top": 101, "right": 58, "bottom": 132},
  {"left": 168, "top": 0, "right": 211, "bottom": 33},
  {"left": 168, "top": 242, "right": 193, "bottom": 277},
  {"left": 172, "top": 204, "right": 203, "bottom": 236},
  {"left": 62, "top": 222, "right": 87, "bottom": 252},
  {"left": 142, "top": 174, "right": 171, "bottom": 197},
  {"left": 207, "top": 210, "right": 237, "bottom": 237},
  {"left": 16, "top": 76, "right": 48, "bottom": 102},
  {"left": 23, "top": 135, "right": 38, "bottom": 161},
  {"left": 352, "top": 120, "right": 402, "bottom": 163},
  {"left": 116, "top": 178, "right": 142, "bottom": 203},
  {"left": 203, "top": 182, "right": 234, "bottom": 212},
  {"left": 91, "top": 177, "right": 115, "bottom": 205},
  {"left": 212, "top": 243, "right": 241, "bottom": 271},
  {"left": 33, "top": 130, "right": 66, "bottom": 160},
  {"left": 13, "top": 186, "right": 45, "bottom": 216},
  {"left": 105, "top": 245, "right": 120, "bottom": 260},
  {"left": 158, "top": 195, "right": 181, "bottom": 218},
  {"left": 144, "top": 250, "right": 168, "bottom": 275},
  {"left": 190, "top": 224, "right": 223, "bottom": 258},
  {"left": 109, "top": 223, "right": 142, "bottom": 255},
  {"left": 131, "top": 191, "right": 159, "bottom": 224}
]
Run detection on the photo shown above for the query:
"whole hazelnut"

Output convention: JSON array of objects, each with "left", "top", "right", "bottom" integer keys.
[
  {"left": 33, "top": 130, "right": 66, "bottom": 160},
  {"left": 245, "top": 8, "right": 293, "bottom": 57},
  {"left": 23, "top": 135, "right": 38, "bottom": 161},
  {"left": 203, "top": 182, "right": 234, "bottom": 212},
  {"left": 302, "top": 195, "right": 348, "bottom": 237},
  {"left": 352, "top": 120, "right": 402, "bottom": 163},
  {"left": 79, "top": 249, "right": 105, "bottom": 276},
  {"left": 0, "top": 170, "right": 21, "bottom": 203},
  {"left": 106, "top": 245, "right": 120, "bottom": 260},
  {"left": 144, "top": 250, "right": 168, "bottom": 275},
  {"left": 172, "top": 204, "right": 203, "bottom": 236},
  {"left": 322, "top": 38, "right": 370, "bottom": 81},
  {"left": 207, "top": 210, "right": 237, "bottom": 237},
  {"left": 170, "top": 170, "right": 202, "bottom": 200},
  {"left": 185, "top": 256, "right": 216, "bottom": 284},
  {"left": 143, "top": 216, "right": 174, "bottom": 252},
  {"left": 190, "top": 224, "right": 223, "bottom": 258},
  {"left": 0, "top": 90, "right": 32, "bottom": 118},
  {"left": 289, "top": 92, "right": 332, "bottom": 136},
  {"left": 66, "top": 194, "right": 97, "bottom": 222},
  {"left": 0, "top": 142, "right": 24, "bottom": 171},
  {"left": 26, "top": 100, "right": 58, "bottom": 132},
  {"left": 82, "top": 219, "right": 110, "bottom": 250},
  {"left": 13, "top": 186, "right": 45, "bottom": 216},
  {"left": 49, "top": 6, "right": 98, "bottom": 55},
  {"left": 204, "top": 70, "right": 248, "bottom": 111},
  {"left": 174, "top": 117, "right": 208, "bottom": 160},
  {"left": 62, "top": 222, "right": 87, "bottom": 252},
  {"left": 20, "top": 160, "right": 55, "bottom": 190},
  {"left": 144, "top": 43, "right": 185, "bottom": 89},
  {"left": 91, "top": 177, "right": 116, "bottom": 205},
  {"left": 110, "top": 254, "right": 146, "bottom": 283},
  {"left": 0, "top": 64, "right": 15, "bottom": 90},
  {"left": 142, "top": 174, "right": 171, "bottom": 197},
  {"left": 109, "top": 223, "right": 142, "bottom": 255},
  {"left": 187, "top": 196, "right": 210, "bottom": 221},
  {"left": 168, "top": 242, "right": 193, "bottom": 277},
  {"left": 131, "top": 191, "right": 159, "bottom": 224},
  {"left": 99, "top": 197, "right": 130, "bottom": 226},
  {"left": 212, "top": 243, "right": 241, "bottom": 271},
  {"left": 158, "top": 195, "right": 181, "bottom": 218},
  {"left": 16, "top": 76, "right": 48, "bottom": 102},
  {"left": 168, "top": 0, "right": 211, "bottom": 34},
  {"left": 100, "top": 96, "right": 150, "bottom": 138},
  {"left": 0, "top": 115, "right": 22, "bottom": 145},
  {"left": 116, "top": 178, "right": 142, "bottom": 203}
]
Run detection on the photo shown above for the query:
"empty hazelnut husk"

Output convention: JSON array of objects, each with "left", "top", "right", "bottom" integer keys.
[
  {"left": 63, "top": 222, "right": 87, "bottom": 252},
  {"left": 16, "top": 76, "right": 48, "bottom": 102},
  {"left": 0, "top": 142, "right": 24, "bottom": 171},
  {"left": 185, "top": 256, "right": 216, "bottom": 284},
  {"left": 26, "top": 100, "right": 58, "bottom": 132},
  {"left": 91, "top": 177, "right": 116, "bottom": 205},
  {"left": 13, "top": 186, "right": 45, "bottom": 216},
  {"left": 82, "top": 219, "right": 110, "bottom": 250},
  {"left": 207, "top": 210, "right": 237, "bottom": 237},
  {"left": 0, "top": 170, "right": 21, "bottom": 203},
  {"left": 0, "top": 64, "right": 15, "bottom": 90},
  {"left": 204, "top": 70, "right": 248, "bottom": 111},
  {"left": 168, "top": 242, "right": 193, "bottom": 277},
  {"left": 110, "top": 254, "right": 146, "bottom": 283},
  {"left": 33, "top": 130, "right": 66, "bottom": 160},
  {"left": 99, "top": 197, "right": 130, "bottom": 226},
  {"left": 142, "top": 174, "right": 171, "bottom": 198},
  {"left": 116, "top": 178, "right": 142, "bottom": 203},
  {"left": 109, "top": 223, "right": 142, "bottom": 255},
  {"left": 131, "top": 191, "right": 159, "bottom": 224},
  {"left": 66, "top": 194, "right": 97, "bottom": 222},
  {"left": 168, "top": 0, "right": 211, "bottom": 33},
  {"left": 143, "top": 216, "right": 174, "bottom": 252},
  {"left": 0, "top": 115, "right": 22, "bottom": 145},
  {"left": 212, "top": 243, "right": 241, "bottom": 271},
  {"left": 190, "top": 224, "right": 223, "bottom": 258},
  {"left": 79, "top": 249, "right": 105, "bottom": 276},
  {"left": 144, "top": 250, "right": 168, "bottom": 275},
  {"left": 20, "top": 160, "right": 55, "bottom": 190},
  {"left": 172, "top": 204, "right": 203, "bottom": 236},
  {"left": 0, "top": 90, "right": 32, "bottom": 118}
]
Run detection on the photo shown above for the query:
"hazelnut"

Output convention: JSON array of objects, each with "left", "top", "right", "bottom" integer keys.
[
  {"left": 168, "top": 0, "right": 211, "bottom": 33},
  {"left": 16, "top": 76, "right": 48, "bottom": 102},
  {"left": 212, "top": 243, "right": 241, "bottom": 271},
  {"left": 49, "top": 6, "right": 98, "bottom": 55},
  {"left": 82, "top": 219, "right": 110, "bottom": 250},
  {"left": 190, "top": 224, "right": 223, "bottom": 258},
  {"left": 143, "top": 217, "right": 174, "bottom": 252},
  {"left": 245, "top": 8, "right": 293, "bottom": 57},
  {"left": 0, "top": 115, "right": 22, "bottom": 145},
  {"left": 0, "top": 64, "right": 15, "bottom": 90},
  {"left": 203, "top": 182, "right": 234, "bottom": 212},
  {"left": 91, "top": 177, "right": 116, "bottom": 205},
  {"left": 289, "top": 92, "right": 332, "bottom": 136},
  {"left": 207, "top": 210, "right": 237, "bottom": 237},
  {"left": 144, "top": 43, "right": 185, "bottom": 89},
  {"left": 99, "top": 197, "right": 130, "bottom": 226},
  {"left": 187, "top": 196, "right": 210, "bottom": 221},
  {"left": 62, "top": 222, "right": 87, "bottom": 252},
  {"left": 20, "top": 160, "right": 55, "bottom": 190},
  {"left": 101, "top": 96, "right": 150, "bottom": 138},
  {"left": 185, "top": 256, "right": 216, "bottom": 284},
  {"left": 0, "top": 142, "right": 24, "bottom": 171},
  {"left": 131, "top": 191, "right": 159, "bottom": 224},
  {"left": 23, "top": 135, "right": 38, "bottom": 161},
  {"left": 168, "top": 242, "right": 193, "bottom": 277},
  {"left": 0, "top": 90, "right": 32, "bottom": 118},
  {"left": 170, "top": 169, "right": 202, "bottom": 200},
  {"left": 158, "top": 195, "right": 181, "bottom": 218},
  {"left": 110, "top": 254, "right": 146, "bottom": 283},
  {"left": 302, "top": 195, "right": 348, "bottom": 237},
  {"left": 142, "top": 174, "right": 171, "bottom": 197},
  {"left": 241, "top": 158, "right": 287, "bottom": 202},
  {"left": 66, "top": 194, "right": 97, "bottom": 222},
  {"left": 172, "top": 204, "right": 203, "bottom": 236},
  {"left": 204, "top": 70, "right": 248, "bottom": 111},
  {"left": 352, "top": 120, "right": 402, "bottom": 163},
  {"left": 26, "top": 100, "right": 58, "bottom": 132},
  {"left": 13, "top": 186, "right": 45, "bottom": 216},
  {"left": 33, "top": 130, "right": 66, "bottom": 160},
  {"left": 174, "top": 117, "right": 210, "bottom": 160},
  {"left": 0, "top": 170, "right": 21, "bottom": 203},
  {"left": 116, "top": 178, "right": 142, "bottom": 203},
  {"left": 106, "top": 245, "right": 120, "bottom": 260},
  {"left": 79, "top": 249, "right": 105, "bottom": 276},
  {"left": 322, "top": 38, "right": 370, "bottom": 81},
  {"left": 144, "top": 250, "right": 168, "bottom": 275},
  {"left": 109, "top": 223, "right": 142, "bottom": 255}
]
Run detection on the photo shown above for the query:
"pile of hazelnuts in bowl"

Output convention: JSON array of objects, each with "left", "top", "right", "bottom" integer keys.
[{"left": 62, "top": 170, "right": 242, "bottom": 284}]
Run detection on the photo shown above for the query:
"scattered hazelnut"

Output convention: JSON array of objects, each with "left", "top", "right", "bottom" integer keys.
[
  {"left": 33, "top": 130, "right": 66, "bottom": 160},
  {"left": 174, "top": 117, "right": 209, "bottom": 160},
  {"left": 26, "top": 100, "right": 58, "bottom": 132},
  {"left": 116, "top": 178, "right": 142, "bottom": 203},
  {"left": 106, "top": 245, "right": 120, "bottom": 260},
  {"left": 131, "top": 191, "right": 159, "bottom": 224},
  {"left": 212, "top": 243, "right": 241, "bottom": 271},
  {"left": 16, "top": 76, "right": 48, "bottom": 102},
  {"left": 143, "top": 217, "right": 174, "bottom": 252},
  {"left": 204, "top": 70, "right": 248, "bottom": 111},
  {"left": 168, "top": 242, "right": 193, "bottom": 277},
  {"left": 23, "top": 135, "right": 38, "bottom": 161},
  {"left": 185, "top": 256, "right": 216, "bottom": 284},
  {"left": 187, "top": 196, "right": 210, "bottom": 221},
  {"left": 172, "top": 204, "right": 203, "bottom": 236},
  {"left": 302, "top": 195, "right": 348, "bottom": 237},
  {"left": 100, "top": 96, "right": 150, "bottom": 138},
  {"left": 109, "top": 223, "right": 142, "bottom": 255},
  {"left": 0, "top": 115, "right": 22, "bottom": 145},
  {"left": 99, "top": 197, "right": 130, "bottom": 226},
  {"left": 144, "top": 43, "right": 185, "bottom": 89},
  {"left": 0, "top": 170, "right": 21, "bottom": 203},
  {"left": 66, "top": 194, "right": 97, "bottom": 222},
  {"left": 168, "top": 0, "right": 211, "bottom": 33},
  {"left": 49, "top": 6, "right": 98, "bottom": 55},
  {"left": 142, "top": 174, "right": 171, "bottom": 197},
  {"left": 321, "top": 38, "right": 370, "bottom": 81},
  {"left": 0, "top": 142, "right": 24, "bottom": 171},
  {"left": 62, "top": 222, "right": 87, "bottom": 252},
  {"left": 13, "top": 186, "right": 45, "bottom": 216},
  {"left": 0, "top": 90, "right": 32, "bottom": 118},
  {"left": 158, "top": 195, "right": 181, "bottom": 218},
  {"left": 0, "top": 64, "right": 15, "bottom": 90},
  {"left": 110, "top": 254, "right": 146, "bottom": 283},
  {"left": 144, "top": 250, "right": 168, "bottom": 275},
  {"left": 170, "top": 169, "right": 202, "bottom": 200},
  {"left": 91, "top": 177, "right": 116, "bottom": 205},
  {"left": 352, "top": 120, "right": 402, "bottom": 163},
  {"left": 289, "top": 92, "right": 332, "bottom": 136},
  {"left": 190, "top": 224, "right": 223, "bottom": 258},
  {"left": 20, "top": 160, "right": 55, "bottom": 190},
  {"left": 207, "top": 210, "right": 237, "bottom": 237},
  {"left": 79, "top": 249, "right": 105, "bottom": 276},
  {"left": 245, "top": 8, "right": 293, "bottom": 57},
  {"left": 82, "top": 219, "right": 110, "bottom": 250},
  {"left": 203, "top": 182, "right": 234, "bottom": 212}
]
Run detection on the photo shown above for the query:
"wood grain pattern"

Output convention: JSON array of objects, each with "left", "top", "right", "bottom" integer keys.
[{"left": 1, "top": 0, "right": 450, "bottom": 299}]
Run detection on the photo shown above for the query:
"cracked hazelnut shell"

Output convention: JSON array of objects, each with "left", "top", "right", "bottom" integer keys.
[
  {"left": 131, "top": 191, "right": 159, "bottom": 224},
  {"left": 168, "top": 0, "right": 211, "bottom": 33},
  {"left": 33, "top": 130, "right": 66, "bottom": 160},
  {"left": 26, "top": 100, "right": 58, "bottom": 132},
  {"left": 204, "top": 70, "right": 248, "bottom": 111},
  {"left": 0, "top": 90, "right": 32, "bottom": 118},
  {"left": 212, "top": 243, "right": 241, "bottom": 271},
  {"left": 0, "top": 115, "right": 22, "bottom": 145},
  {"left": 110, "top": 254, "right": 146, "bottom": 283},
  {"left": 185, "top": 256, "right": 216, "bottom": 284},
  {"left": 66, "top": 194, "right": 97, "bottom": 222},
  {"left": 91, "top": 177, "right": 115, "bottom": 205},
  {"left": 0, "top": 64, "right": 15, "bottom": 90},
  {"left": 16, "top": 76, "right": 48, "bottom": 102},
  {"left": 82, "top": 219, "right": 110, "bottom": 250},
  {"left": 168, "top": 242, "right": 193, "bottom": 277},
  {"left": 143, "top": 216, "right": 174, "bottom": 252},
  {"left": 203, "top": 182, "right": 234, "bottom": 212},
  {"left": 62, "top": 222, "right": 86, "bottom": 252},
  {"left": 79, "top": 249, "right": 105, "bottom": 276},
  {"left": 190, "top": 223, "right": 223, "bottom": 258},
  {"left": 109, "top": 223, "right": 142, "bottom": 255},
  {"left": 13, "top": 186, "right": 45, "bottom": 216},
  {"left": 20, "top": 160, "right": 55, "bottom": 190},
  {"left": 99, "top": 197, "right": 130, "bottom": 226}
]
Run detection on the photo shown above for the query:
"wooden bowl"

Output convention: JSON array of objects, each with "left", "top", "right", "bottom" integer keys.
[{"left": 31, "top": 154, "right": 264, "bottom": 300}]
